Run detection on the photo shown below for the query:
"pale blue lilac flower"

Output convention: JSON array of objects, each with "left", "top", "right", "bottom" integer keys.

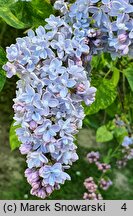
[
  {"left": 27, "top": 152, "right": 48, "bottom": 169},
  {"left": 4, "top": 0, "right": 133, "bottom": 199},
  {"left": 39, "top": 163, "right": 71, "bottom": 186},
  {"left": 34, "top": 120, "right": 60, "bottom": 142},
  {"left": 109, "top": 0, "right": 133, "bottom": 16},
  {"left": 122, "top": 136, "right": 133, "bottom": 147},
  {"left": 41, "top": 92, "right": 59, "bottom": 116},
  {"left": 3, "top": 62, "right": 17, "bottom": 78},
  {"left": 54, "top": 0, "right": 68, "bottom": 14}
]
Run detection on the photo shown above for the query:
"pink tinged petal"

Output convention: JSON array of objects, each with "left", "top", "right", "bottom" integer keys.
[
  {"left": 123, "top": 46, "right": 129, "bottom": 55},
  {"left": 32, "top": 182, "right": 40, "bottom": 190},
  {"left": 29, "top": 121, "right": 37, "bottom": 130},
  {"left": 46, "top": 186, "right": 53, "bottom": 194},
  {"left": 37, "top": 189, "right": 47, "bottom": 199}
]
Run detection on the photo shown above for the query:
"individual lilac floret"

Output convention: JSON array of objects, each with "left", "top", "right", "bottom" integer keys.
[
  {"left": 54, "top": 0, "right": 68, "bottom": 14},
  {"left": 27, "top": 152, "right": 48, "bottom": 169},
  {"left": 39, "top": 163, "right": 71, "bottom": 186},
  {"left": 96, "top": 162, "right": 111, "bottom": 173},
  {"left": 99, "top": 178, "right": 113, "bottom": 190},
  {"left": 83, "top": 177, "right": 103, "bottom": 200},
  {"left": 2, "top": 62, "right": 17, "bottom": 78},
  {"left": 19, "top": 142, "right": 32, "bottom": 155},
  {"left": 87, "top": 151, "right": 100, "bottom": 163},
  {"left": 122, "top": 136, "right": 133, "bottom": 147}
]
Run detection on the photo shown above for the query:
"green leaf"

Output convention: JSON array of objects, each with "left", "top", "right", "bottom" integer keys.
[
  {"left": 0, "top": 0, "right": 53, "bottom": 29},
  {"left": 11, "top": 0, "right": 53, "bottom": 28},
  {"left": 106, "top": 99, "right": 122, "bottom": 117},
  {"left": 123, "top": 67, "right": 133, "bottom": 91},
  {"left": 31, "top": 0, "right": 53, "bottom": 24},
  {"left": 0, "top": 0, "right": 15, "bottom": 7},
  {"left": 0, "top": 7, "right": 27, "bottom": 29},
  {"left": 83, "top": 116, "right": 100, "bottom": 129},
  {"left": 91, "top": 53, "right": 112, "bottom": 71},
  {"left": 96, "top": 125, "right": 113, "bottom": 143},
  {"left": 9, "top": 122, "right": 21, "bottom": 150},
  {"left": 0, "top": 47, "right": 7, "bottom": 91},
  {"left": 85, "top": 79, "right": 117, "bottom": 115}
]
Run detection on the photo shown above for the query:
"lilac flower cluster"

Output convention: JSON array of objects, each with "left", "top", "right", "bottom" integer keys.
[
  {"left": 122, "top": 136, "right": 133, "bottom": 147},
  {"left": 87, "top": 151, "right": 111, "bottom": 172},
  {"left": 83, "top": 177, "right": 103, "bottom": 200},
  {"left": 3, "top": 3, "right": 97, "bottom": 198},
  {"left": 3, "top": 0, "right": 133, "bottom": 199},
  {"left": 83, "top": 151, "right": 112, "bottom": 199},
  {"left": 87, "top": 151, "right": 100, "bottom": 163},
  {"left": 55, "top": 0, "right": 133, "bottom": 60},
  {"left": 99, "top": 178, "right": 112, "bottom": 190},
  {"left": 96, "top": 162, "right": 111, "bottom": 173}
]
